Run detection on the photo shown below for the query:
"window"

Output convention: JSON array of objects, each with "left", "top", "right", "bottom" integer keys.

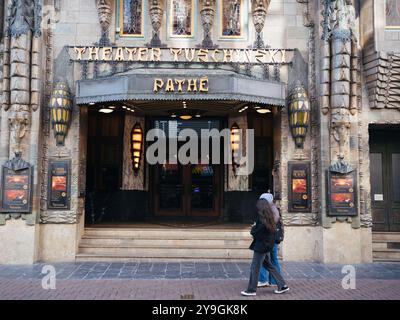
[
  {"left": 170, "top": 0, "right": 194, "bottom": 37},
  {"left": 220, "top": 0, "right": 244, "bottom": 38},
  {"left": 386, "top": 0, "right": 400, "bottom": 28},
  {"left": 120, "top": 0, "right": 144, "bottom": 37}
]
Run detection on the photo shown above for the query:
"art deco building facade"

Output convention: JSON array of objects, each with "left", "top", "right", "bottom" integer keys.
[{"left": 0, "top": 0, "right": 399, "bottom": 264}]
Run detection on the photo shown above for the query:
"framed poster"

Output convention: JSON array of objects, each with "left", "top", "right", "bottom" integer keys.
[
  {"left": 327, "top": 170, "right": 358, "bottom": 216},
  {"left": 1, "top": 158, "right": 33, "bottom": 213},
  {"left": 48, "top": 159, "right": 71, "bottom": 210},
  {"left": 288, "top": 162, "right": 311, "bottom": 212}
]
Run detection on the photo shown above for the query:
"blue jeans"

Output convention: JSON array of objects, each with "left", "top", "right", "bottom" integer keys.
[{"left": 259, "top": 243, "right": 281, "bottom": 285}]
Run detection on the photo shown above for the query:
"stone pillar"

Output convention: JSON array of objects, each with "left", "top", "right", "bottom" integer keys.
[
  {"left": 316, "top": 0, "right": 372, "bottom": 263},
  {"left": 0, "top": 0, "right": 43, "bottom": 264}
]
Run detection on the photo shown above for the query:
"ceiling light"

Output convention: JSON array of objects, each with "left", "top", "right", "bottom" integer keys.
[
  {"left": 256, "top": 108, "right": 271, "bottom": 114},
  {"left": 99, "top": 108, "right": 114, "bottom": 114},
  {"left": 89, "top": 102, "right": 95, "bottom": 106},
  {"left": 195, "top": 113, "right": 201, "bottom": 118},
  {"left": 180, "top": 115, "right": 192, "bottom": 120},
  {"left": 122, "top": 106, "right": 127, "bottom": 109},
  {"left": 109, "top": 106, "right": 115, "bottom": 109},
  {"left": 171, "top": 113, "right": 177, "bottom": 118}
]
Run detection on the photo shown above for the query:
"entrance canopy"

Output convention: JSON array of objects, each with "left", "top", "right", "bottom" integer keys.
[{"left": 75, "top": 69, "right": 286, "bottom": 107}]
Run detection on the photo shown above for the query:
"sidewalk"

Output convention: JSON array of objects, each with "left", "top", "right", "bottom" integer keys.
[{"left": 0, "top": 262, "right": 399, "bottom": 300}]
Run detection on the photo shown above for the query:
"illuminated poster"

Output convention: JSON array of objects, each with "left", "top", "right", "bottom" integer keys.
[
  {"left": 171, "top": 0, "right": 193, "bottom": 37},
  {"left": 327, "top": 171, "right": 358, "bottom": 216},
  {"left": 1, "top": 164, "right": 32, "bottom": 213},
  {"left": 288, "top": 162, "right": 311, "bottom": 212},
  {"left": 48, "top": 160, "right": 71, "bottom": 210}
]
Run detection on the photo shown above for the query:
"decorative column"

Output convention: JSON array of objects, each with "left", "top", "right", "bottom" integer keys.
[
  {"left": 148, "top": 0, "right": 164, "bottom": 47},
  {"left": 252, "top": 0, "right": 270, "bottom": 49},
  {"left": 3, "top": 0, "right": 42, "bottom": 156},
  {"left": 199, "top": 0, "right": 216, "bottom": 49},
  {"left": 96, "top": 0, "right": 112, "bottom": 46}
]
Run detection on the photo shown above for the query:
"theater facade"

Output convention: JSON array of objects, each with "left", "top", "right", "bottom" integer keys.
[{"left": 0, "top": 0, "right": 399, "bottom": 264}]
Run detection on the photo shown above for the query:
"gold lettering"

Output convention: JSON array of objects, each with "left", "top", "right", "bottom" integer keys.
[
  {"left": 170, "top": 48, "right": 182, "bottom": 62},
  {"left": 150, "top": 48, "right": 162, "bottom": 62},
  {"left": 211, "top": 49, "right": 221, "bottom": 62},
  {"left": 165, "top": 79, "right": 175, "bottom": 92},
  {"left": 138, "top": 48, "right": 148, "bottom": 61},
  {"left": 175, "top": 79, "right": 186, "bottom": 92},
  {"left": 154, "top": 78, "right": 164, "bottom": 92},
  {"left": 234, "top": 49, "right": 242, "bottom": 63},
  {"left": 125, "top": 48, "right": 137, "bottom": 61},
  {"left": 255, "top": 50, "right": 267, "bottom": 63},
  {"left": 114, "top": 47, "right": 124, "bottom": 61},
  {"left": 74, "top": 47, "right": 86, "bottom": 60},
  {"left": 223, "top": 49, "right": 234, "bottom": 63},
  {"left": 244, "top": 50, "right": 252, "bottom": 63},
  {"left": 101, "top": 47, "right": 112, "bottom": 61},
  {"left": 185, "top": 49, "right": 196, "bottom": 62},
  {"left": 280, "top": 49, "right": 286, "bottom": 63},
  {"left": 88, "top": 47, "right": 100, "bottom": 60},
  {"left": 197, "top": 49, "right": 209, "bottom": 63},
  {"left": 187, "top": 79, "right": 197, "bottom": 92},
  {"left": 269, "top": 49, "right": 278, "bottom": 63},
  {"left": 199, "top": 77, "right": 209, "bottom": 92}
]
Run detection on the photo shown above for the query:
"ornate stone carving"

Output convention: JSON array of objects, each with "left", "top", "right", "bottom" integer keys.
[
  {"left": 96, "top": 0, "right": 112, "bottom": 46},
  {"left": 252, "top": 0, "right": 270, "bottom": 49},
  {"left": 329, "top": 156, "right": 354, "bottom": 174},
  {"left": 200, "top": 0, "right": 216, "bottom": 49},
  {"left": 148, "top": 0, "right": 164, "bottom": 47},
  {"left": 8, "top": 112, "right": 29, "bottom": 154},
  {"left": 365, "top": 52, "right": 400, "bottom": 111},
  {"left": 0, "top": 1, "right": 4, "bottom": 40}
]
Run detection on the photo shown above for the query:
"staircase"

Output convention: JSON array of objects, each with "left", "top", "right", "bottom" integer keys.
[
  {"left": 372, "top": 232, "right": 400, "bottom": 262},
  {"left": 76, "top": 225, "right": 253, "bottom": 262}
]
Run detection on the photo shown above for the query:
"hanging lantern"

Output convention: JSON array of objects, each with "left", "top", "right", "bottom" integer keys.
[
  {"left": 131, "top": 123, "right": 143, "bottom": 176},
  {"left": 288, "top": 82, "right": 310, "bottom": 149},
  {"left": 230, "top": 123, "right": 240, "bottom": 174},
  {"left": 49, "top": 82, "right": 73, "bottom": 146}
]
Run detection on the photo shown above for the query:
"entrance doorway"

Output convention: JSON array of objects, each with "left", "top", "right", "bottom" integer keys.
[
  {"left": 150, "top": 119, "right": 223, "bottom": 218},
  {"left": 369, "top": 127, "right": 400, "bottom": 231}
]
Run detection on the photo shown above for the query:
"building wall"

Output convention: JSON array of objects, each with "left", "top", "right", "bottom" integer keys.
[{"left": 2, "top": 0, "right": 397, "bottom": 264}]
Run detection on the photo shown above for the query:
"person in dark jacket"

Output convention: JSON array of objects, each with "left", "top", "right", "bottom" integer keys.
[{"left": 241, "top": 199, "right": 290, "bottom": 296}]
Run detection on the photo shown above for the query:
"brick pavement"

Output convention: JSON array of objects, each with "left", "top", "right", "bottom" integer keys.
[{"left": 0, "top": 262, "right": 399, "bottom": 300}]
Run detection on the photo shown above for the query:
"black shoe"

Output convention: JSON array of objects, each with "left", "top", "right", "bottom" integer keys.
[{"left": 274, "top": 286, "right": 290, "bottom": 294}]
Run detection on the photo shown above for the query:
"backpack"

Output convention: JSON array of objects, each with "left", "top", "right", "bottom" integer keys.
[{"left": 275, "top": 218, "right": 284, "bottom": 244}]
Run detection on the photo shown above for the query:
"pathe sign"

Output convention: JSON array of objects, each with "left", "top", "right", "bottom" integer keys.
[{"left": 153, "top": 77, "right": 209, "bottom": 93}]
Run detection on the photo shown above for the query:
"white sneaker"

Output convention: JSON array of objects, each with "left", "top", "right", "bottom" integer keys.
[
  {"left": 257, "top": 281, "right": 271, "bottom": 288},
  {"left": 241, "top": 290, "right": 256, "bottom": 296},
  {"left": 274, "top": 286, "right": 290, "bottom": 294}
]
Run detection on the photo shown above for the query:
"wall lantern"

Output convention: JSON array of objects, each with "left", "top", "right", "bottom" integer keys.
[
  {"left": 49, "top": 82, "right": 73, "bottom": 146},
  {"left": 230, "top": 123, "right": 240, "bottom": 174},
  {"left": 255, "top": 106, "right": 272, "bottom": 114},
  {"left": 131, "top": 123, "right": 143, "bottom": 176},
  {"left": 288, "top": 82, "right": 310, "bottom": 149}
]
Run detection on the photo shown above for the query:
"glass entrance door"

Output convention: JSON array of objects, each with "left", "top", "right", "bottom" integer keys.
[
  {"left": 151, "top": 119, "right": 222, "bottom": 218},
  {"left": 153, "top": 163, "right": 220, "bottom": 217}
]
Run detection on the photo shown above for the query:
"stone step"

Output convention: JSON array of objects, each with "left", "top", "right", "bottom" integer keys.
[
  {"left": 75, "top": 254, "right": 250, "bottom": 263},
  {"left": 372, "top": 242, "right": 389, "bottom": 250},
  {"left": 372, "top": 232, "right": 400, "bottom": 242},
  {"left": 80, "top": 237, "right": 252, "bottom": 247},
  {"left": 83, "top": 228, "right": 251, "bottom": 239},
  {"left": 373, "top": 249, "right": 400, "bottom": 262},
  {"left": 78, "top": 246, "right": 253, "bottom": 259}
]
